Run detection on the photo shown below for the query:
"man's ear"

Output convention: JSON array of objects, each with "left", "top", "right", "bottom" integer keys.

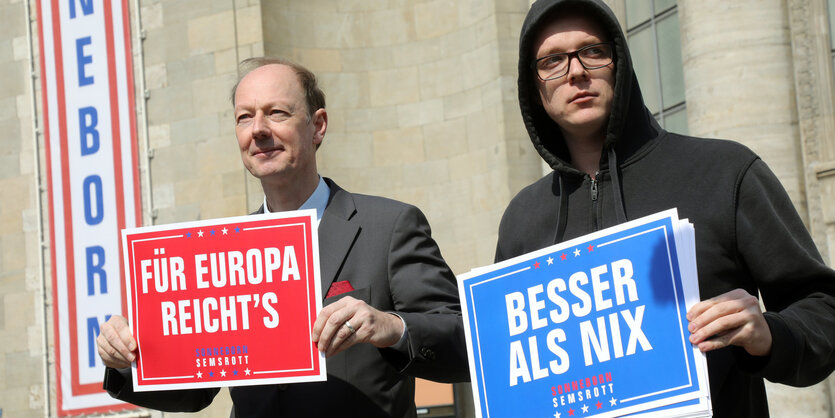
[{"left": 312, "top": 108, "right": 327, "bottom": 147}]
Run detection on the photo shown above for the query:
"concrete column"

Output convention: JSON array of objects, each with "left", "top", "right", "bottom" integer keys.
[
  {"left": 787, "top": 1, "right": 835, "bottom": 415},
  {"left": 679, "top": 0, "right": 807, "bottom": 218},
  {"left": 680, "top": 2, "right": 832, "bottom": 415},
  {"left": 786, "top": 0, "right": 835, "bottom": 262}
]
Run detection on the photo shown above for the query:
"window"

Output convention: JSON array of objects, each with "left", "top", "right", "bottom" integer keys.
[
  {"left": 828, "top": 0, "right": 835, "bottom": 77},
  {"left": 626, "top": 0, "right": 688, "bottom": 135}
]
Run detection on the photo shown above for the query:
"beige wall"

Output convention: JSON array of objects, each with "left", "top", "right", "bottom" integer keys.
[
  {"left": 138, "top": 0, "right": 262, "bottom": 226},
  {"left": 2, "top": 0, "right": 835, "bottom": 416},
  {"left": 259, "top": 0, "right": 538, "bottom": 276},
  {"left": 0, "top": 0, "right": 48, "bottom": 416}
]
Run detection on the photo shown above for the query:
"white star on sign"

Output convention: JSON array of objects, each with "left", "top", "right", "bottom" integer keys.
[
  {"left": 553, "top": 411, "right": 561, "bottom": 418},
  {"left": 220, "top": 369, "right": 227, "bottom": 377},
  {"left": 610, "top": 398, "right": 617, "bottom": 406},
  {"left": 547, "top": 256, "right": 554, "bottom": 265},
  {"left": 222, "top": 227, "right": 228, "bottom": 235},
  {"left": 197, "top": 230, "right": 204, "bottom": 237},
  {"left": 573, "top": 248, "right": 581, "bottom": 257},
  {"left": 196, "top": 371, "right": 203, "bottom": 379},
  {"left": 245, "top": 368, "right": 251, "bottom": 376},
  {"left": 581, "top": 404, "right": 589, "bottom": 413}
]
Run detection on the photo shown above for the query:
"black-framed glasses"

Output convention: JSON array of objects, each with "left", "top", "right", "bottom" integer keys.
[{"left": 532, "top": 42, "right": 614, "bottom": 81}]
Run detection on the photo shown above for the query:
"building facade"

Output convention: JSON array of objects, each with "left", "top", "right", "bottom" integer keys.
[{"left": 1, "top": 0, "right": 833, "bottom": 416}]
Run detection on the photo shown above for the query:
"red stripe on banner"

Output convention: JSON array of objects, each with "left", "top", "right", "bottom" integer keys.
[
  {"left": 122, "top": 0, "right": 143, "bottom": 235},
  {"left": 47, "top": 0, "right": 85, "bottom": 400},
  {"left": 102, "top": 0, "right": 128, "bottom": 329},
  {"left": 122, "top": 1, "right": 144, "bottom": 320},
  {"left": 66, "top": 403, "right": 136, "bottom": 416},
  {"left": 35, "top": 0, "right": 65, "bottom": 413}
]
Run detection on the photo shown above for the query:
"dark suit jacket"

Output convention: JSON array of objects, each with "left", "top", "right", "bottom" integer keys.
[{"left": 104, "top": 178, "right": 468, "bottom": 417}]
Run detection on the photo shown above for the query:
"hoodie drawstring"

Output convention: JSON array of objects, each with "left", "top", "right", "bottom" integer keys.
[{"left": 608, "top": 147, "right": 627, "bottom": 224}]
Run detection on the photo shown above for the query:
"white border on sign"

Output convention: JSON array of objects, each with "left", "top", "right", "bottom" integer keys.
[
  {"left": 122, "top": 209, "right": 326, "bottom": 391},
  {"left": 458, "top": 209, "right": 708, "bottom": 418}
]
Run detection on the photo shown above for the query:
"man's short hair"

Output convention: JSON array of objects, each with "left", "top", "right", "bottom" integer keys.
[{"left": 230, "top": 57, "right": 326, "bottom": 121}]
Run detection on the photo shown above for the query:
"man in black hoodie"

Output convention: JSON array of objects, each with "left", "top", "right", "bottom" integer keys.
[{"left": 497, "top": 0, "right": 835, "bottom": 416}]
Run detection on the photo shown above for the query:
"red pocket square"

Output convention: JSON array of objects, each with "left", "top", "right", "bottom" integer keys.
[{"left": 326, "top": 281, "right": 355, "bottom": 298}]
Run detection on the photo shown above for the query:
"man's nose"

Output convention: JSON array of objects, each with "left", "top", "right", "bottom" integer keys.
[
  {"left": 251, "top": 113, "right": 270, "bottom": 138},
  {"left": 566, "top": 55, "right": 588, "bottom": 81}
]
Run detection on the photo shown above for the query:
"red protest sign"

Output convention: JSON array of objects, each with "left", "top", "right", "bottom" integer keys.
[{"left": 120, "top": 210, "right": 325, "bottom": 391}]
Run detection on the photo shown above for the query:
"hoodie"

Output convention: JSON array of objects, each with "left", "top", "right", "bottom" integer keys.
[{"left": 497, "top": 0, "right": 835, "bottom": 416}]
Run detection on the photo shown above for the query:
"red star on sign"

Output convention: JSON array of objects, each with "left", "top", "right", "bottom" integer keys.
[
  {"left": 560, "top": 253, "right": 567, "bottom": 261},
  {"left": 588, "top": 245, "right": 595, "bottom": 252},
  {"left": 534, "top": 261, "right": 540, "bottom": 269},
  {"left": 596, "top": 401, "right": 602, "bottom": 409},
  {"left": 568, "top": 408, "right": 575, "bottom": 416}
]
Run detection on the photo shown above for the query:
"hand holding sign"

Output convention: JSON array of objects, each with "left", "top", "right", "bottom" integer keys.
[
  {"left": 687, "top": 288, "right": 773, "bottom": 356},
  {"left": 312, "top": 296, "right": 405, "bottom": 357},
  {"left": 96, "top": 315, "right": 137, "bottom": 369}
]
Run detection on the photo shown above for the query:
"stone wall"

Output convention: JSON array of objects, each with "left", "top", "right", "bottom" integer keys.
[
  {"left": 0, "top": 0, "right": 47, "bottom": 416},
  {"left": 2, "top": 0, "right": 835, "bottom": 416},
  {"left": 137, "top": 0, "right": 261, "bottom": 226},
  {"left": 259, "top": 0, "right": 538, "bottom": 275}
]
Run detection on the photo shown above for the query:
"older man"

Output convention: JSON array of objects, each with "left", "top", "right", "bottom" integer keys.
[
  {"left": 496, "top": 0, "right": 835, "bottom": 417},
  {"left": 97, "top": 57, "right": 468, "bottom": 417}
]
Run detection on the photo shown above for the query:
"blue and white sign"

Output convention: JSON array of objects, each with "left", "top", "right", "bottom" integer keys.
[{"left": 459, "top": 209, "right": 710, "bottom": 418}]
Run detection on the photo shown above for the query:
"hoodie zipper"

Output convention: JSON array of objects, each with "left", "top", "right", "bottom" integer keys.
[{"left": 590, "top": 172, "right": 600, "bottom": 230}]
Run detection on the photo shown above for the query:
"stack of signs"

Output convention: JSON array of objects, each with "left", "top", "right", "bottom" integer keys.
[
  {"left": 458, "top": 209, "right": 712, "bottom": 417},
  {"left": 121, "top": 210, "right": 326, "bottom": 391}
]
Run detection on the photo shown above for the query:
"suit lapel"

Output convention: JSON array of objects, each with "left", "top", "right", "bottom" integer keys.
[{"left": 317, "top": 179, "right": 360, "bottom": 298}]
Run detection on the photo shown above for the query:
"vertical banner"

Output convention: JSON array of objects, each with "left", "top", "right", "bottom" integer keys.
[{"left": 37, "top": 0, "right": 141, "bottom": 414}]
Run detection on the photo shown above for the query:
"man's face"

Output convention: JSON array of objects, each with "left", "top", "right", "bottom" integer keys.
[
  {"left": 234, "top": 64, "right": 325, "bottom": 183},
  {"left": 533, "top": 14, "right": 615, "bottom": 142}
]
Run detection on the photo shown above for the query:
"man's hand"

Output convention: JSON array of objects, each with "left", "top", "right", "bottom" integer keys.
[
  {"left": 96, "top": 315, "right": 137, "bottom": 369},
  {"left": 686, "top": 288, "right": 772, "bottom": 356},
  {"left": 312, "top": 296, "right": 404, "bottom": 357}
]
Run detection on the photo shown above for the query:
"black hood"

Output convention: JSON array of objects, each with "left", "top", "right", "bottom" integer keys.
[{"left": 518, "top": 0, "right": 659, "bottom": 176}]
